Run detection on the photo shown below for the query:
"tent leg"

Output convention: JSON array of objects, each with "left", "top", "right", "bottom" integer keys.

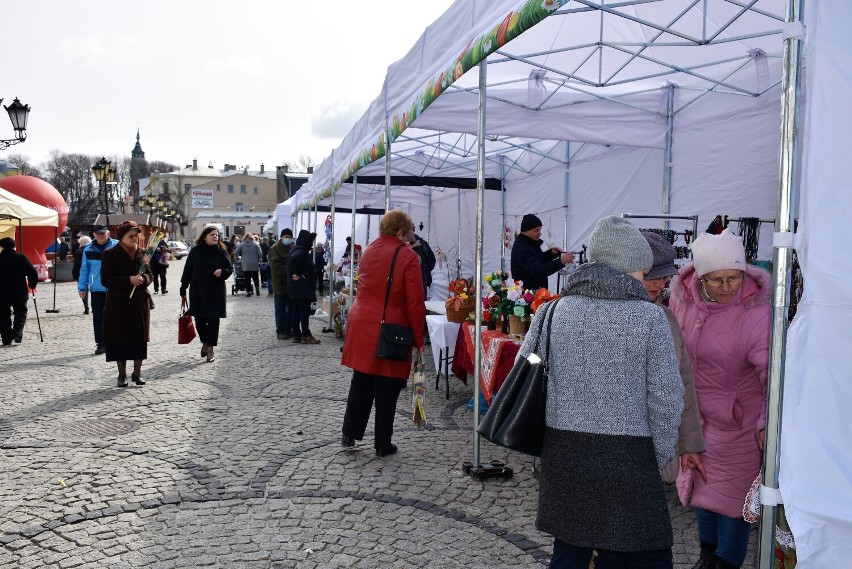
[
  {"left": 465, "top": 60, "right": 512, "bottom": 481},
  {"left": 757, "top": 1, "right": 804, "bottom": 567},
  {"left": 46, "top": 225, "right": 60, "bottom": 313},
  {"left": 323, "top": 186, "right": 336, "bottom": 334}
]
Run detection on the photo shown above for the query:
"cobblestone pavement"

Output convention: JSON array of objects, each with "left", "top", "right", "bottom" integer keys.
[{"left": 1, "top": 260, "right": 757, "bottom": 568}]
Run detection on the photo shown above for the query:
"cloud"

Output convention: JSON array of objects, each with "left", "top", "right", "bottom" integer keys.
[{"left": 311, "top": 101, "right": 367, "bottom": 139}]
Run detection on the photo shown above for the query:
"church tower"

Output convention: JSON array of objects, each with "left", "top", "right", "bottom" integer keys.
[{"left": 130, "top": 129, "right": 148, "bottom": 195}]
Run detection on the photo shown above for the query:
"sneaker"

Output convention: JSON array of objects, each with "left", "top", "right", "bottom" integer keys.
[
  {"left": 277, "top": 333, "right": 291, "bottom": 340},
  {"left": 302, "top": 335, "right": 321, "bottom": 345},
  {"left": 95, "top": 344, "right": 105, "bottom": 355}
]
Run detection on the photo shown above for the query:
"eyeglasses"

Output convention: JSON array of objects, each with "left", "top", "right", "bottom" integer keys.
[{"left": 702, "top": 275, "right": 744, "bottom": 287}]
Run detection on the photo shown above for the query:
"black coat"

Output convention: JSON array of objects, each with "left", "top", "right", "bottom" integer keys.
[
  {"left": 510, "top": 233, "right": 563, "bottom": 291},
  {"left": 287, "top": 231, "right": 316, "bottom": 301},
  {"left": 0, "top": 249, "right": 38, "bottom": 302},
  {"left": 179, "top": 244, "right": 233, "bottom": 318},
  {"left": 101, "top": 245, "right": 153, "bottom": 343},
  {"left": 410, "top": 234, "right": 436, "bottom": 290}
]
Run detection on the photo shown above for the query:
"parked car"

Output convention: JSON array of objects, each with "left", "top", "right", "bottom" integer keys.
[{"left": 168, "top": 240, "right": 189, "bottom": 259}]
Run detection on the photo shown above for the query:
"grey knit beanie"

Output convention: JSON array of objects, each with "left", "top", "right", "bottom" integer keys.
[
  {"left": 641, "top": 231, "right": 680, "bottom": 280},
  {"left": 588, "top": 216, "right": 653, "bottom": 274}
]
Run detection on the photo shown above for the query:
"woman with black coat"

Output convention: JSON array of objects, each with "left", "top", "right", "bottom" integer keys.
[
  {"left": 180, "top": 226, "right": 233, "bottom": 362},
  {"left": 287, "top": 230, "right": 319, "bottom": 344}
]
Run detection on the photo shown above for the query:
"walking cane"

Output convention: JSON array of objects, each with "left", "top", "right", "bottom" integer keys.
[{"left": 31, "top": 289, "right": 44, "bottom": 342}]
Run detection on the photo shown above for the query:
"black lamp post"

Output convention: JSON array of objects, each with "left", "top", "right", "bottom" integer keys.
[
  {"left": 91, "top": 157, "right": 116, "bottom": 228},
  {"left": 0, "top": 97, "right": 31, "bottom": 150}
]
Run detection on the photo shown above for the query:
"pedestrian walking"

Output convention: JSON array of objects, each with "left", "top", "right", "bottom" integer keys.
[
  {"left": 340, "top": 211, "right": 426, "bottom": 457},
  {"left": 0, "top": 237, "right": 39, "bottom": 346},
  {"left": 77, "top": 225, "right": 118, "bottom": 355},
  {"left": 288, "top": 230, "right": 320, "bottom": 344},
  {"left": 235, "top": 234, "right": 262, "bottom": 297},
  {"left": 150, "top": 234, "right": 170, "bottom": 294},
  {"left": 269, "top": 228, "right": 294, "bottom": 340},
  {"left": 72, "top": 235, "right": 92, "bottom": 314},
  {"left": 180, "top": 226, "right": 233, "bottom": 362},
  {"left": 100, "top": 221, "right": 152, "bottom": 387}
]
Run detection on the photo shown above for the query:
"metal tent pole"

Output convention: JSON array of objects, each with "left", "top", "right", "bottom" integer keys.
[
  {"left": 324, "top": 188, "right": 336, "bottom": 334},
  {"left": 350, "top": 176, "right": 358, "bottom": 297},
  {"left": 47, "top": 225, "right": 60, "bottom": 313},
  {"left": 385, "top": 138, "right": 392, "bottom": 213},
  {"left": 463, "top": 60, "right": 511, "bottom": 480},
  {"left": 662, "top": 83, "right": 676, "bottom": 231},
  {"left": 456, "top": 188, "right": 462, "bottom": 279},
  {"left": 500, "top": 155, "right": 507, "bottom": 272},
  {"left": 757, "top": 0, "right": 804, "bottom": 567}
]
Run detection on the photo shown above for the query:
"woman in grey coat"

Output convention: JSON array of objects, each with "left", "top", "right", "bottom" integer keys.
[
  {"left": 236, "top": 235, "right": 263, "bottom": 297},
  {"left": 519, "top": 216, "right": 683, "bottom": 569}
]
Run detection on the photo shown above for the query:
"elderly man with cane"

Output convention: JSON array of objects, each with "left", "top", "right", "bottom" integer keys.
[{"left": 0, "top": 237, "right": 39, "bottom": 346}]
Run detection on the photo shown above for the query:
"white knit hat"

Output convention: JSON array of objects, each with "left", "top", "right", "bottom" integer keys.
[{"left": 690, "top": 228, "right": 746, "bottom": 277}]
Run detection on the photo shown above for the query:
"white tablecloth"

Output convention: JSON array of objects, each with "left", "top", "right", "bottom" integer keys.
[
  {"left": 425, "top": 300, "right": 447, "bottom": 315},
  {"left": 426, "top": 314, "right": 460, "bottom": 374}
]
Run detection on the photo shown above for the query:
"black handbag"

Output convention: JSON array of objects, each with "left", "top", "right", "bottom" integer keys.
[
  {"left": 375, "top": 244, "right": 414, "bottom": 361},
  {"left": 476, "top": 297, "right": 561, "bottom": 456}
]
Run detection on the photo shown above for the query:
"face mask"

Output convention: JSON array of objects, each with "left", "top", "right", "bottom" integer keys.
[{"left": 282, "top": 238, "right": 293, "bottom": 246}]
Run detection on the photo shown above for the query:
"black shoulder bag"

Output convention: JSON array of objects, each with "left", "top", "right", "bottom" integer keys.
[
  {"left": 375, "top": 244, "right": 415, "bottom": 361},
  {"left": 476, "top": 297, "right": 561, "bottom": 456}
]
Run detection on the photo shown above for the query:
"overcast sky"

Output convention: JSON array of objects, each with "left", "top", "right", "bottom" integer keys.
[{"left": 4, "top": 0, "right": 455, "bottom": 171}]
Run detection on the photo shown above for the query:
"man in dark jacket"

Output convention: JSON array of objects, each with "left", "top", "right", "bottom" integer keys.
[
  {"left": 288, "top": 230, "right": 320, "bottom": 344},
  {"left": 406, "top": 231, "right": 436, "bottom": 297},
  {"left": 0, "top": 237, "right": 38, "bottom": 345},
  {"left": 268, "top": 228, "right": 294, "bottom": 340},
  {"left": 311, "top": 244, "right": 327, "bottom": 296},
  {"left": 510, "top": 213, "right": 574, "bottom": 291}
]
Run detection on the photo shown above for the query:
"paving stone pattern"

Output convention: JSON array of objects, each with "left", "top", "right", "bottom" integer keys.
[{"left": 0, "top": 261, "right": 757, "bottom": 567}]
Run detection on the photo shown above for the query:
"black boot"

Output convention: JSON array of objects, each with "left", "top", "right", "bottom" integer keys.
[
  {"left": 715, "top": 559, "right": 740, "bottom": 569},
  {"left": 692, "top": 541, "right": 717, "bottom": 569}
]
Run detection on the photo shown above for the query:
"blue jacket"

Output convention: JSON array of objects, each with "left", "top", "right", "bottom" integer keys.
[{"left": 77, "top": 238, "right": 118, "bottom": 293}]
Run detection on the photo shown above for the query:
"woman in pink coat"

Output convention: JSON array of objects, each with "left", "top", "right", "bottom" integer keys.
[{"left": 669, "top": 229, "right": 771, "bottom": 569}]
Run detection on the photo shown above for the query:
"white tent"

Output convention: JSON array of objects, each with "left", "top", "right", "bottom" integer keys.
[
  {"left": 294, "top": 2, "right": 850, "bottom": 565},
  {"left": 0, "top": 187, "right": 59, "bottom": 237}
]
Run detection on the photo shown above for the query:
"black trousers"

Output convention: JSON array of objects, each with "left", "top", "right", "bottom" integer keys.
[
  {"left": 194, "top": 316, "right": 221, "bottom": 347},
  {"left": 342, "top": 371, "right": 405, "bottom": 451},
  {"left": 91, "top": 291, "right": 106, "bottom": 346},
  {"left": 151, "top": 262, "right": 168, "bottom": 292},
  {"left": 292, "top": 298, "right": 312, "bottom": 336},
  {"left": 244, "top": 270, "right": 260, "bottom": 294},
  {"left": 0, "top": 299, "right": 28, "bottom": 344},
  {"left": 315, "top": 270, "right": 325, "bottom": 296}
]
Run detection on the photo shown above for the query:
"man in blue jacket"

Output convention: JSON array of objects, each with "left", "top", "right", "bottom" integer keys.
[
  {"left": 77, "top": 225, "right": 118, "bottom": 354},
  {"left": 510, "top": 214, "right": 574, "bottom": 291}
]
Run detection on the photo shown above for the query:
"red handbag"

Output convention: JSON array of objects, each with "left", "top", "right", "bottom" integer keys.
[{"left": 178, "top": 299, "right": 196, "bottom": 344}]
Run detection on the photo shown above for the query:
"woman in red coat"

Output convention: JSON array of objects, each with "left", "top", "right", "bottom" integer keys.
[{"left": 340, "top": 210, "right": 425, "bottom": 457}]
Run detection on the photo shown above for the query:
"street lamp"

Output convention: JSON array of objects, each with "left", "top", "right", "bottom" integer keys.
[
  {"left": 0, "top": 97, "right": 31, "bottom": 150},
  {"left": 92, "top": 157, "right": 117, "bottom": 227}
]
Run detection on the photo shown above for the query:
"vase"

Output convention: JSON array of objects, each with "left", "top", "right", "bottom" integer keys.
[
  {"left": 501, "top": 314, "right": 510, "bottom": 334},
  {"left": 487, "top": 318, "right": 497, "bottom": 331},
  {"left": 508, "top": 314, "right": 530, "bottom": 336}
]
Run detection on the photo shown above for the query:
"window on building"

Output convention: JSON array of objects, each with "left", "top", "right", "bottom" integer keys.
[
  {"left": 216, "top": 184, "right": 221, "bottom": 192},
  {"left": 253, "top": 187, "right": 258, "bottom": 194},
  {"left": 235, "top": 202, "right": 244, "bottom": 212},
  {"left": 227, "top": 185, "right": 234, "bottom": 193},
  {"left": 240, "top": 184, "right": 247, "bottom": 194}
]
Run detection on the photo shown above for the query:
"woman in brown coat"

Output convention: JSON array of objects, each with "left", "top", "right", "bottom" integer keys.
[
  {"left": 101, "top": 221, "right": 153, "bottom": 387},
  {"left": 340, "top": 210, "right": 425, "bottom": 457}
]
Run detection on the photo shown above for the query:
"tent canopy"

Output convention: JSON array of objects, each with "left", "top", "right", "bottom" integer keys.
[{"left": 0, "top": 188, "right": 60, "bottom": 235}]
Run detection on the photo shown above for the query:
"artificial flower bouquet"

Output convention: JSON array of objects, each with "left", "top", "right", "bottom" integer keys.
[
  {"left": 130, "top": 229, "right": 165, "bottom": 298},
  {"left": 446, "top": 277, "right": 476, "bottom": 323}
]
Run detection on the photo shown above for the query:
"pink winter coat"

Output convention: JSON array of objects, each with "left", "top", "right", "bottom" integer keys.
[{"left": 669, "top": 263, "right": 771, "bottom": 518}]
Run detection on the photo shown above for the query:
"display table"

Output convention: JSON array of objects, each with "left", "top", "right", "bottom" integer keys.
[
  {"left": 425, "top": 300, "right": 447, "bottom": 315},
  {"left": 451, "top": 322, "right": 523, "bottom": 405},
  {"left": 426, "top": 315, "right": 460, "bottom": 399}
]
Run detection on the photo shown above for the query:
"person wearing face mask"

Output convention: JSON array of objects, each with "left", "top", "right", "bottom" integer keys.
[
  {"left": 519, "top": 216, "right": 683, "bottom": 569},
  {"left": 669, "top": 229, "right": 771, "bottom": 569},
  {"left": 268, "top": 228, "right": 295, "bottom": 340}
]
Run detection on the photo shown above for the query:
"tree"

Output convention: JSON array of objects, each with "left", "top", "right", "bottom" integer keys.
[
  {"left": 3, "top": 153, "right": 43, "bottom": 178},
  {"left": 283, "top": 155, "right": 316, "bottom": 173}
]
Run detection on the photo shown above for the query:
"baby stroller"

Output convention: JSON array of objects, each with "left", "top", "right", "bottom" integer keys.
[{"left": 231, "top": 260, "right": 250, "bottom": 295}]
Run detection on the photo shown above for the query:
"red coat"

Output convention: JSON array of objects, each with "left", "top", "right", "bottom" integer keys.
[{"left": 341, "top": 234, "right": 425, "bottom": 379}]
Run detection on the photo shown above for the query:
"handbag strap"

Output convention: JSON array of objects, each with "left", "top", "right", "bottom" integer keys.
[
  {"left": 380, "top": 244, "right": 406, "bottom": 324},
  {"left": 531, "top": 298, "right": 561, "bottom": 376}
]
